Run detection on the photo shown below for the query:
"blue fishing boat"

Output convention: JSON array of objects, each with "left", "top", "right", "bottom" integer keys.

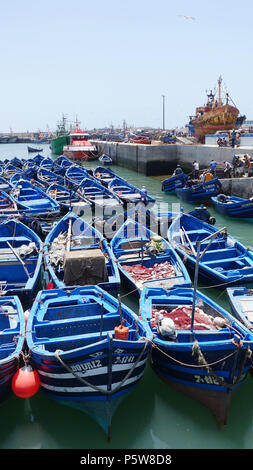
[
  {"left": 47, "top": 183, "right": 92, "bottom": 212},
  {"left": 111, "top": 219, "right": 191, "bottom": 295},
  {"left": 37, "top": 167, "right": 64, "bottom": 187},
  {"left": 0, "top": 176, "right": 13, "bottom": 194},
  {"left": 98, "top": 154, "right": 113, "bottom": 164},
  {"left": 10, "top": 180, "right": 60, "bottom": 218},
  {"left": 0, "top": 218, "right": 43, "bottom": 304},
  {"left": 227, "top": 287, "right": 253, "bottom": 331},
  {"left": 109, "top": 177, "right": 155, "bottom": 206},
  {"left": 167, "top": 212, "right": 253, "bottom": 286},
  {"left": 93, "top": 166, "right": 117, "bottom": 187},
  {"left": 65, "top": 165, "right": 92, "bottom": 189},
  {"left": 54, "top": 155, "right": 73, "bottom": 169},
  {"left": 32, "top": 154, "right": 45, "bottom": 166},
  {"left": 26, "top": 285, "right": 151, "bottom": 438},
  {"left": 161, "top": 173, "right": 188, "bottom": 192},
  {"left": 40, "top": 157, "right": 54, "bottom": 170},
  {"left": 211, "top": 194, "right": 253, "bottom": 219},
  {"left": 79, "top": 177, "right": 123, "bottom": 208},
  {"left": 1, "top": 164, "right": 23, "bottom": 180},
  {"left": 0, "top": 191, "right": 20, "bottom": 217},
  {"left": 175, "top": 178, "right": 221, "bottom": 204},
  {"left": 140, "top": 286, "right": 253, "bottom": 425},
  {"left": 44, "top": 211, "right": 120, "bottom": 293},
  {"left": 0, "top": 295, "right": 25, "bottom": 404}
]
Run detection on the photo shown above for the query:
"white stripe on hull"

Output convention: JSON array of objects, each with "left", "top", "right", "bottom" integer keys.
[
  {"left": 40, "top": 370, "right": 144, "bottom": 393},
  {"left": 37, "top": 357, "right": 147, "bottom": 380}
]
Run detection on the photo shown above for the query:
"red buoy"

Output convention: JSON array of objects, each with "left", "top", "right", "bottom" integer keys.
[
  {"left": 46, "top": 281, "right": 54, "bottom": 290},
  {"left": 11, "top": 365, "right": 40, "bottom": 399}
]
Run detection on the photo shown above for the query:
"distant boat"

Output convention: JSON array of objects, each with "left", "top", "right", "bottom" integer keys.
[
  {"left": 63, "top": 127, "right": 98, "bottom": 161},
  {"left": 28, "top": 146, "right": 43, "bottom": 153},
  {"left": 189, "top": 76, "right": 244, "bottom": 141},
  {"left": 98, "top": 154, "right": 113, "bottom": 164}
]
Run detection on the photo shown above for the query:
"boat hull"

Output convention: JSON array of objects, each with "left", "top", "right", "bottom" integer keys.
[
  {"left": 63, "top": 149, "right": 98, "bottom": 161},
  {"left": 51, "top": 136, "right": 68, "bottom": 155},
  {"left": 191, "top": 104, "right": 239, "bottom": 137},
  {"left": 175, "top": 179, "right": 221, "bottom": 204},
  {"left": 211, "top": 196, "right": 253, "bottom": 218}
]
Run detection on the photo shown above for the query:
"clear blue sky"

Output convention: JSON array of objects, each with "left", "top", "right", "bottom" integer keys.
[{"left": 1, "top": 0, "right": 252, "bottom": 132}]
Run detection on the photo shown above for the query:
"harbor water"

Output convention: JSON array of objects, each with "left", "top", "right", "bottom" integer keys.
[{"left": 1, "top": 143, "right": 253, "bottom": 450}]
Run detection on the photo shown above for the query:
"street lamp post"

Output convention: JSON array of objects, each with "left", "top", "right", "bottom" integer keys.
[{"left": 162, "top": 95, "right": 165, "bottom": 130}]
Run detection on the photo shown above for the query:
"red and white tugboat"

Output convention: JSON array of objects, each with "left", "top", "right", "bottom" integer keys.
[{"left": 63, "top": 127, "right": 98, "bottom": 161}]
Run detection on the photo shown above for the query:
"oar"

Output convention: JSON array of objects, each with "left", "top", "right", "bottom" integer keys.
[
  {"left": 182, "top": 227, "right": 197, "bottom": 256},
  {"left": 6, "top": 241, "right": 30, "bottom": 279}
]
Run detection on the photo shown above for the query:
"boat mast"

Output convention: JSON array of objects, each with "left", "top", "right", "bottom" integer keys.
[{"left": 218, "top": 76, "right": 222, "bottom": 105}]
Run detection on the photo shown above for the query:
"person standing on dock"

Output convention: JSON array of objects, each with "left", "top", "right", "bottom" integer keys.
[
  {"left": 192, "top": 160, "right": 199, "bottom": 179},
  {"left": 209, "top": 160, "right": 218, "bottom": 177},
  {"left": 223, "top": 161, "right": 233, "bottom": 178}
]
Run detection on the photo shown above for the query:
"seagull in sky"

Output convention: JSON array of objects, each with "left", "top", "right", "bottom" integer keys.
[{"left": 178, "top": 14, "right": 196, "bottom": 20}]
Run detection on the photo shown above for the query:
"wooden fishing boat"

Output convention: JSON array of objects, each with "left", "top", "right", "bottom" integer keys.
[
  {"left": 98, "top": 154, "right": 113, "bottom": 164},
  {"left": 111, "top": 219, "right": 191, "bottom": 295},
  {"left": 0, "top": 176, "right": 13, "bottom": 194},
  {"left": 140, "top": 286, "right": 253, "bottom": 425},
  {"left": 44, "top": 211, "right": 120, "bottom": 293},
  {"left": 175, "top": 178, "right": 221, "bottom": 204},
  {"left": 167, "top": 213, "right": 253, "bottom": 286},
  {"left": 109, "top": 177, "right": 155, "bottom": 206},
  {"left": 0, "top": 295, "right": 25, "bottom": 404},
  {"left": 47, "top": 183, "right": 92, "bottom": 212},
  {"left": 1, "top": 164, "right": 23, "bottom": 180},
  {"left": 54, "top": 155, "right": 72, "bottom": 167},
  {"left": 0, "top": 218, "right": 43, "bottom": 304},
  {"left": 211, "top": 195, "right": 253, "bottom": 219},
  {"left": 10, "top": 180, "right": 60, "bottom": 218},
  {"left": 93, "top": 166, "right": 118, "bottom": 187},
  {"left": 39, "top": 157, "right": 54, "bottom": 170},
  {"left": 28, "top": 146, "right": 43, "bottom": 153},
  {"left": 32, "top": 154, "right": 45, "bottom": 166},
  {"left": 0, "top": 191, "right": 20, "bottom": 217},
  {"left": 37, "top": 167, "right": 64, "bottom": 187},
  {"left": 26, "top": 285, "right": 151, "bottom": 438},
  {"left": 161, "top": 173, "right": 188, "bottom": 193},
  {"left": 78, "top": 177, "right": 123, "bottom": 208},
  {"left": 227, "top": 287, "right": 253, "bottom": 331},
  {"left": 65, "top": 165, "right": 92, "bottom": 189}
]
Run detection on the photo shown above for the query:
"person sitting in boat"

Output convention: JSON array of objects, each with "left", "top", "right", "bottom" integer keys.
[
  {"left": 185, "top": 176, "right": 194, "bottom": 187},
  {"left": 173, "top": 164, "right": 183, "bottom": 175},
  {"left": 203, "top": 171, "right": 213, "bottom": 182},
  {"left": 144, "top": 236, "right": 164, "bottom": 256},
  {"left": 223, "top": 161, "right": 233, "bottom": 178}
]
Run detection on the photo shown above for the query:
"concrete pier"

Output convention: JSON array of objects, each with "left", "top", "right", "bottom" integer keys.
[
  {"left": 95, "top": 141, "right": 253, "bottom": 176},
  {"left": 220, "top": 177, "right": 253, "bottom": 198}
]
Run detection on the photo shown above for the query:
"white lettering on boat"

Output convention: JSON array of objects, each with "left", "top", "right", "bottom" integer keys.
[
  {"left": 114, "top": 355, "right": 135, "bottom": 364},
  {"left": 71, "top": 360, "right": 102, "bottom": 372}
]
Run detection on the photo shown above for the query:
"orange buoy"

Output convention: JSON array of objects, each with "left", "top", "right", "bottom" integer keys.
[
  {"left": 11, "top": 365, "right": 40, "bottom": 399},
  {"left": 114, "top": 325, "right": 129, "bottom": 340}
]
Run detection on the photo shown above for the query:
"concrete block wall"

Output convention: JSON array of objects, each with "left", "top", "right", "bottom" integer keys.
[{"left": 95, "top": 141, "right": 253, "bottom": 176}]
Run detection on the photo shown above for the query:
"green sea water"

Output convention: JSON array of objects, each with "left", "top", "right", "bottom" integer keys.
[{"left": 0, "top": 143, "right": 253, "bottom": 450}]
